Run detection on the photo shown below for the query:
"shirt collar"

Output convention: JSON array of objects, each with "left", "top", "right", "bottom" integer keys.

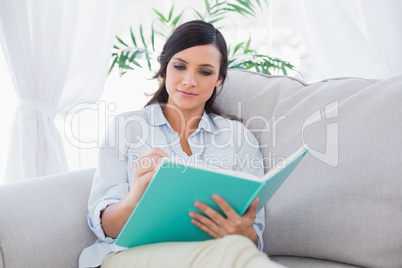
[
  {"left": 147, "top": 102, "right": 216, "bottom": 133},
  {"left": 147, "top": 102, "right": 166, "bottom": 126}
]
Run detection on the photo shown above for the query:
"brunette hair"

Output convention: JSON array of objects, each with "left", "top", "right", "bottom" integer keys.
[{"left": 145, "top": 20, "right": 228, "bottom": 115}]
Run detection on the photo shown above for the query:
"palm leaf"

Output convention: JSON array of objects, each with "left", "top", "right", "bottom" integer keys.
[
  {"left": 209, "top": 17, "right": 225, "bottom": 24},
  {"left": 108, "top": 56, "right": 118, "bottom": 74},
  {"left": 116, "top": 36, "right": 128, "bottom": 47},
  {"left": 140, "top": 24, "right": 147, "bottom": 49},
  {"left": 172, "top": 12, "right": 183, "bottom": 27},
  {"left": 151, "top": 23, "right": 155, "bottom": 51},
  {"left": 204, "top": 0, "right": 211, "bottom": 14},
  {"left": 192, "top": 8, "right": 205, "bottom": 20},
  {"left": 227, "top": 3, "right": 254, "bottom": 16},
  {"left": 235, "top": 0, "right": 256, "bottom": 14},
  {"left": 168, "top": 5, "right": 174, "bottom": 21},
  {"left": 130, "top": 27, "right": 137, "bottom": 47},
  {"left": 233, "top": 42, "right": 244, "bottom": 55},
  {"left": 153, "top": 8, "right": 167, "bottom": 22}
]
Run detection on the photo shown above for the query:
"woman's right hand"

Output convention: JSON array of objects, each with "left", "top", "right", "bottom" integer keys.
[
  {"left": 101, "top": 148, "right": 168, "bottom": 239},
  {"left": 124, "top": 148, "right": 169, "bottom": 210}
]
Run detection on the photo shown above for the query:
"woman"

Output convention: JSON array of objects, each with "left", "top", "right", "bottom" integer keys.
[{"left": 79, "top": 20, "right": 282, "bottom": 268}]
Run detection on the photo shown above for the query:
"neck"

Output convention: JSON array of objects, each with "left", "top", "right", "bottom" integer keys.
[{"left": 162, "top": 105, "right": 204, "bottom": 137}]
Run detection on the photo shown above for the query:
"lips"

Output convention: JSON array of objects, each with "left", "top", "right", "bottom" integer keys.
[{"left": 177, "top": 89, "right": 198, "bottom": 97}]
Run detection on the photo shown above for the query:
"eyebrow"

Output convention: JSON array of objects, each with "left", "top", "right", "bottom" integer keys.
[{"left": 173, "top": 58, "right": 217, "bottom": 69}]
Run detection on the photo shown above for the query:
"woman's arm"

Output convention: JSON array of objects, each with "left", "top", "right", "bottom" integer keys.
[{"left": 101, "top": 148, "right": 168, "bottom": 238}]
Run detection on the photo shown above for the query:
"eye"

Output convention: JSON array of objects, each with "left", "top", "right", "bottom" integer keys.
[
  {"left": 173, "top": 64, "right": 186, "bottom": 70},
  {"left": 200, "top": 69, "right": 212, "bottom": 76}
]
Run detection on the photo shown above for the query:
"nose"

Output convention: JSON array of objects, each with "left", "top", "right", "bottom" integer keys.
[{"left": 182, "top": 72, "right": 197, "bottom": 87}]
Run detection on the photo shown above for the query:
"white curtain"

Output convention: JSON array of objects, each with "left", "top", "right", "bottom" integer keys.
[
  {"left": 0, "top": 0, "right": 119, "bottom": 182},
  {"left": 293, "top": 0, "right": 402, "bottom": 79}
]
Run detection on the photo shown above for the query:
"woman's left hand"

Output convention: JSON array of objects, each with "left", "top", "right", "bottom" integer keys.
[{"left": 189, "top": 194, "right": 259, "bottom": 246}]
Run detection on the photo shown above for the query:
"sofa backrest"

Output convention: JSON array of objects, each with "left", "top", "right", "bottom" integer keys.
[{"left": 217, "top": 70, "right": 402, "bottom": 268}]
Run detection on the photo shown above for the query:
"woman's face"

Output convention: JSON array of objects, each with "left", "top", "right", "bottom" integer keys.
[{"left": 165, "top": 44, "right": 223, "bottom": 115}]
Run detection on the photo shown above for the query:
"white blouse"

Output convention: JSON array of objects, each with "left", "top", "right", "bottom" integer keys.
[{"left": 79, "top": 102, "right": 265, "bottom": 268}]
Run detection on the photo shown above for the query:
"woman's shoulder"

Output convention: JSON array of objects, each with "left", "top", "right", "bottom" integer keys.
[
  {"left": 209, "top": 113, "right": 251, "bottom": 134},
  {"left": 106, "top": 105, "right": 159, "bottom": 139},
  {"left": 113, "top": 103, "right": 162, "bottom": 125},
  {"left": 117, "top": 104, "right": 152, "bottom": 119},
  {"left": 209, "top": 113, "right": 259, "bottom": 147}
]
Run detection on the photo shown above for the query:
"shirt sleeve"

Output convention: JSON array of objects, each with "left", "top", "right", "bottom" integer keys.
[
  {"left": 234, "top": 124, "right": 266, "bottom": 251},
  {"left": 87, "top": 117, "right": 130, "bottom": 243}
]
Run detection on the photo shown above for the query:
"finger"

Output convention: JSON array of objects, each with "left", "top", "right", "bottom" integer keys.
[
  {"left": 137, "top": 170, "right": 155, "bottom": 187},
  {"left": 134, "top": 152, "right": 167, "bottom": 177},
  {"left": 129, "top": 170, "right": 155, "bottom": 204},
  {"left": 135, "top": 148, "right": 168, "bottom": 168},
  {"left": 193, "top": 202, "right": 228, "bottom": 233},
  {"left": 243, "top": 196, "right": 259, "bottom": 219},
  {"left": 137, "top": 148, "right": 168, "bottom": 166},
  {"left": 189, "top": 212, "right": 222, "bottom": 238},
  {"left": 212, "top": 194, "right": 239, "bottom": 219},
  {"left": 190, "top": 218, "right": 220, "bottom": 238},
  {"left": 135, "top": 154, "right": 162, "bottom": 169}
]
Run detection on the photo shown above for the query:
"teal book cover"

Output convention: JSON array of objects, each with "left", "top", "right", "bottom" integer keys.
[{"left": 115, "top": 146, "right": 309, "bottom": 248}]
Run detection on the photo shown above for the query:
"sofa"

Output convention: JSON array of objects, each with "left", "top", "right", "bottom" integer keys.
[{"left": 1, "top": 69, "right": 401, "bottom": 268}]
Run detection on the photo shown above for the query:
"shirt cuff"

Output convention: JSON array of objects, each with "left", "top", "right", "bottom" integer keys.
[
  {"left": 88, "top": 198, "right": 120, "bottom": 243},
  {"left": 254, "top": 223, "right": 264, "bottom": 251},
  {"left": 253, "top": 208, "right": 265, "bottom": 252}
]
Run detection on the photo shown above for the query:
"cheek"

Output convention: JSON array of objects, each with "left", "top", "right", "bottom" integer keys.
[
  {"left": 202, "top": 81, "right": 217, "bottom": 99},
  {"left": 165, "top": 69, "right": 177, "bottom": 92},
  {"left": 202, "top": 77, "right": 219, "bottom": 92}
]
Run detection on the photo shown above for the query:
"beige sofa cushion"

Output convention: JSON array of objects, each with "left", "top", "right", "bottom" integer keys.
[{"left": 217, "top": 70, "right": 402, "bottom": 268}]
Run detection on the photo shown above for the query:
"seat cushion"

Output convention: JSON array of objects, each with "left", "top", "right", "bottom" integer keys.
[{"left": 271, "top": 256, "right": 362, "bottom": 268}]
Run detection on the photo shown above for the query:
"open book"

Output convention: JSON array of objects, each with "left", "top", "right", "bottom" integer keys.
[{"left": 115, "top": 146, "right": 309, "bottom": 248}]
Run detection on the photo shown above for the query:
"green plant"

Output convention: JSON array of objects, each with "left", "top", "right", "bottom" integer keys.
[
  {"left": 110, "top": 0, "right": 296, "bottom": 77},
  {"left": 229, "top": 38, "right": 295, "bottom": 75}
]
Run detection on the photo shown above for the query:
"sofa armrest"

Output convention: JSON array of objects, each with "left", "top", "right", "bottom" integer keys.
[{"left": 0, "top": 168, "right": 97, "bottom": 268}]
